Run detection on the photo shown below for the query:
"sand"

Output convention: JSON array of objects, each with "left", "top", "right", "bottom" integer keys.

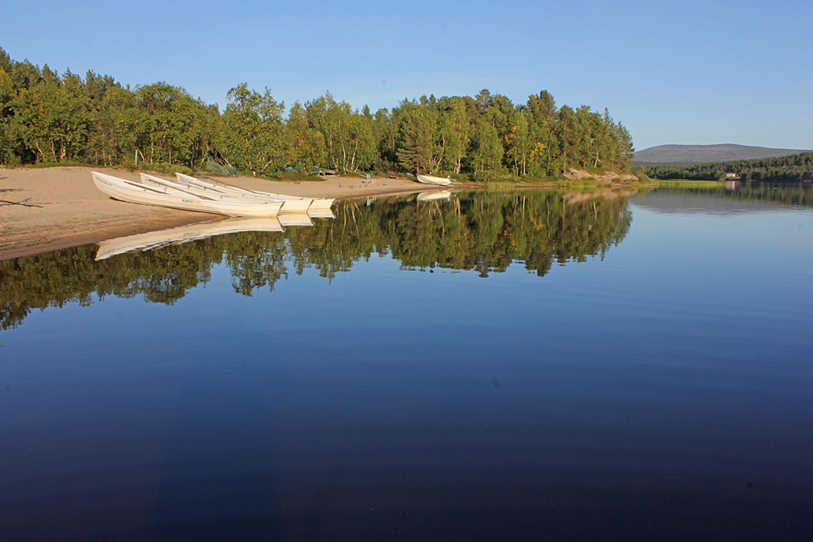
[{"left": 0, "top": 166, "right": 434, "bottom": 260}]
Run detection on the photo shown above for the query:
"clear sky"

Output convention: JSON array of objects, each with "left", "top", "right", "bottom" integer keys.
[{"left": 3, "top": 0, "right": 811, "bottom": 151}]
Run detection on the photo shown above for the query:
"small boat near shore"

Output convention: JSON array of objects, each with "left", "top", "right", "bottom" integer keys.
[
  {"left": 141, "top": 172, "right": 313, "bottom": 213},
  {"left": 92, "top": 171, "right": 283, "bottom": 217},
  {"left": 175, "top": 173, "right": 334, "bottom": 214},
  {"left": 416, "top": 174, "right": 452, "bottom": 186}
]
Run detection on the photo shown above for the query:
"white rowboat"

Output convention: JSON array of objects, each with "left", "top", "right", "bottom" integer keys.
[
  {"left": 93, "top": 172, "right": 283, "bottom": 217},
  {"left": 139, "top": 173, "right": 313, "bottom": 213},
  {"left": 176, "top": 173, "right": 334, "bottom": 214},
  {"left": 416, "top": 174, "right": 452, "bottom": 186}
]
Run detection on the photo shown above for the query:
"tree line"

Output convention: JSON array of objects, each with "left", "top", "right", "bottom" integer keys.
[
  {"left": 642, "top": 152, "right": 813, "bottom": 182},
  {"left": 0, "top": 48, "right": 634, "bottom": 180},
  {"left": 1, "top": 189, "right": 633, "bottom": 329}
]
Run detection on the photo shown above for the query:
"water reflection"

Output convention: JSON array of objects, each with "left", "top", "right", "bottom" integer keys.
[
  {"left": 96, "top": 217, "right": 286, "bottom": 260},
  {"left": 2, "top": 185, "right": 812, "bottom": 541},
  {"left": 2, "top": 189, "right": 635, "bottom": 329},
  {"left": 651, "top": 181, "right": 813, "bottom": 209},
  {"left": 416, "top": 190, "right": 452, "bottom": 202},
  {"left": 634, "top": 182, "right": 813, "bottom": 216}
]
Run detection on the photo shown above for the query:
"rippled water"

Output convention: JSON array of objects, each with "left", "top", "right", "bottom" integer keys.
[{"left": 2, "top": 187, "right": 812, "bottom": 541}]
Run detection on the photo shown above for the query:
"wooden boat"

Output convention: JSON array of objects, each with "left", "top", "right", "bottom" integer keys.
[
  {"left": 175, "top": 173, "right": 327, "bottom": 214},
  {"left": 92, "top": 172, "right": 283, "bottom": 217},
  {"left": 95, "top": 217, "right": 284, "bottom": 260},
  {"left": 416, "top": 174, "right": 452, "bottom": 186}
]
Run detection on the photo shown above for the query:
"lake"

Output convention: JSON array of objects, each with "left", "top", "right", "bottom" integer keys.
[{"left": 2, "top": 185, "right": 812, "bottom": 541}]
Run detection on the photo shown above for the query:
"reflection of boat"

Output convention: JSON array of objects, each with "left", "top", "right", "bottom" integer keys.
[
  {"left": 176, "top": 173, "right": 334, "bottom": 214},
  {"left": 93, "top": 172, "right": 283, "bottom": 217},
  {"left": 278, "top": 213, "right": 314, "bottom": 227},
  {"left": 417, "top": 190, "right": 452, "bottom": 202},
  {"left": 307, "top": 207, "right": 335, "bottom": 219},
  {"left": 416, "top": 174, "right": 452, "bottom": 186},
  {"left": 95, "top": 217, "right": 285, "bottom": 260}
]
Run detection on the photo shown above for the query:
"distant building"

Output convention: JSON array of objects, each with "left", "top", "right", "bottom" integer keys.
[{"left": 725, "top": 172, "right": 741, "bottom": 179}]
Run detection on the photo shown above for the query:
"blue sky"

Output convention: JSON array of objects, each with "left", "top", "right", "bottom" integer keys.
[{"left": 3, "top": 0, "right": 811, "bottom": 151}]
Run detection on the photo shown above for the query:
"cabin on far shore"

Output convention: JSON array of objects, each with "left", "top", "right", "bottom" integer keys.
[{"left": 725, "top": 172, "right": 742, "bottom": 180}]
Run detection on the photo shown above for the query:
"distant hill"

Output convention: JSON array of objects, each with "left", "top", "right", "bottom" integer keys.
[{"left": 633, "top": 144, "right": 812, "bottom": 165}]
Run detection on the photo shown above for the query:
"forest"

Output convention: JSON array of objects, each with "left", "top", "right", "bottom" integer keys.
[
  {"left": 0, "top": 47, "right": 634, "bottom": 181},
  {"left": 642, "top": 152, "right": 813, "bottom": 182}
]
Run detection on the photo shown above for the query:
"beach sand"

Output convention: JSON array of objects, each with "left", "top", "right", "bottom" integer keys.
[{"left": 0, "top": 167, "right": 435, "bottom": 260}]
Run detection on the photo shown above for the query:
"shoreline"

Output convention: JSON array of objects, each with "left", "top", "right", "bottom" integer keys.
[
  {"left": 1, "top": 166, "right": 642, "bottom": 261},
  {"left": 0, "top": 166, "right": 446, "bottom": 261}
]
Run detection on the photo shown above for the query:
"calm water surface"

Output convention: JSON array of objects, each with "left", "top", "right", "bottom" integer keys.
[{"left": 2, "top": 187, "right": 812, "bottom": 541}]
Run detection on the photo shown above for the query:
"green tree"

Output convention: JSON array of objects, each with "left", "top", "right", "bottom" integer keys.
[
  {"left": 555, "top": 105, "right": 579, "bottom": 174},
  {"left": 304, "top": 93, "right": 375, "bottom": 172},
  {"left": 470, "top": 118, "right": 503, "bottom": 175},
  {"left": 11, "top": 69, "right": 91, "bottom": 163},
  {"left": 395, "top": 99, "right": 444, "bottom": 175},
  {"left": 220, "top": 83, "right": 287, "bottom": 175},
  {"left": 88, "top": 84, "right": 139, "bottom": 166},
  {"left": 506, "top": 111, "right": 531, "bottom": 176},
  {"left": 0, "top": 64, "right": 16, "bottom": 163},
  {"left": 438, "top": 96, "right": 472, "bottom": 174},
  {"left": 286, "top": 101, "right": 326, "bottom": 170},
  {"left": 526, "top": 91, "right": 558, "bottom": 176}
]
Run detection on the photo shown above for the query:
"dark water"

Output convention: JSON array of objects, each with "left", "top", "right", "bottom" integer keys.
[{"left": 2, "top": 188, "right": 812, "bottom": 541}]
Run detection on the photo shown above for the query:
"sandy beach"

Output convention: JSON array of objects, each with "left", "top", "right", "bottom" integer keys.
[{"left": 0, "top": 166, "right": 438, "bottom": 260}]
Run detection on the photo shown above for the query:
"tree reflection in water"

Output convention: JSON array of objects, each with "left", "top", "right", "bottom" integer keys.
[{"left": 1, "top": 190, "right": 635, "bottom": 330}]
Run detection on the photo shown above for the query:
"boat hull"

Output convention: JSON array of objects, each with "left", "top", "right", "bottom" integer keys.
[
  {"left": 145, "top": 173, "right": 313, "bottom": 212},
  {"left": 416, "top": 174, "right": 452, "bottom": 186},
  {"left": 92, "top": 172, "right": 282, "bottom": 217},
  {"left": 175, "top": 173, "right": 325, "bottom": 214}
]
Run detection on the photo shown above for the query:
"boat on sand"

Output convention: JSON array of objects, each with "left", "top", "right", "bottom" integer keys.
[
  {"left": 92, "top": 171, "right": 283, "bottom": 217},
  {"left": 175, "top": 173, "right": 334, "bottom": 214},
  {"left": 416, "top": 174, "right": 452, "bottom": 186},
  {"left": 140, "top": 172, "right": 312, "bottom": 214}
]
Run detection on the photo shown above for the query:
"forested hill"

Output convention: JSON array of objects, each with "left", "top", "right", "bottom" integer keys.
[
  {"left": 0, "top": 47, "right": 634, "bottom": 181},
  {"left": 644, "top": 151, "right": 813, "bottom": 182},
  {"left": 634, "top": 144, "right": 811, "bottom": 165}
]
